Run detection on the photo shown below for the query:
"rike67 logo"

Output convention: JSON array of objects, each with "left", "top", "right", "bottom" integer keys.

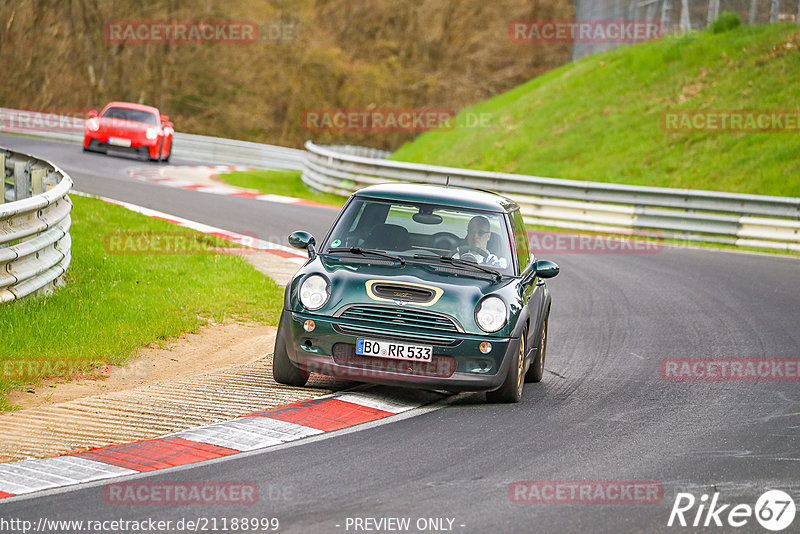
[{"left": 668, "top": 490, "right": 796, "bottom": 531}]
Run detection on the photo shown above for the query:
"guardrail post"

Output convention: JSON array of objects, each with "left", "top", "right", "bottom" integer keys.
[
  {"left": 680, "top": 0, "right": 691, "bottom": 31},
  {"left": 14, "top": 161, "right": 30, "bottom": 201},
  {"left": 771, "top": 0, "right": 781, "bottom": 23},
  {"left": 707, "top": 0, "right": 720, "bottom": 24},
  {"left": 661, "top": 0, "right": 672, "bottom": 33},
  {"left": 0, "top": 153, "right": 4, "bottom": 205},
  {"left": 31, "top": 168, "right": 45, "bottom": 196},
  {"left": 44, "top": 170, "right": 60, "bottom": 191}
]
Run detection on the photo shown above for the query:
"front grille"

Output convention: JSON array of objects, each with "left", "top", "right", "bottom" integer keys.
[
  {"left": 332, "top": 343, "right": 455, "bottom": 378},
  {"left": 333, "top": 324, "right": 460, "bottom": 346},
  {"left": 336, "top": 304, "right": 461, "bottom": 334},
  {"left": 371, "top": 283, "right": 435, "bottom": 303}
]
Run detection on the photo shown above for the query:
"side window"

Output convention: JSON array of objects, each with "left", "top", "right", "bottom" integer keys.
[{"left": 512, "top": 210, "right": 530, "bottom": 273}]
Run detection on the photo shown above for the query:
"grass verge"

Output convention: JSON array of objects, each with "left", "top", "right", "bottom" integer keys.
[
  {"left": 218, "top": 169, "right": 347, "bottom": 206},
  {"left": 0, "top": 194, "right": 284, "bottom": 410}
]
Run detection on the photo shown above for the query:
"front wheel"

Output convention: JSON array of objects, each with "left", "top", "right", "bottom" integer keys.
[
  {"left": 525, "top": 316, "right": 548, "bottom": 383},
  {"left": 272, "top": 311, "right": 309, "bottom": 387},
  {"left": 487, "top": 326, "right": 526, "bottom": 403},
  {"left": 149, "top": 139, "right": 164, "bottom": 162}
]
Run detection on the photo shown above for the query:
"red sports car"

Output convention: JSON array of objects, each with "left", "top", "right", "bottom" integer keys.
[{"left": 84, "top": 102, "right": 174, "bottom": 162}]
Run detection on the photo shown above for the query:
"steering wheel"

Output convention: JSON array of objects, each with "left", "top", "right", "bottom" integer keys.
[
  {"left": 457, "top": 246, "right": 488, "bottom": 264},
  {"left": 459, "top": 246, "right": 488, "bottom": 258}
]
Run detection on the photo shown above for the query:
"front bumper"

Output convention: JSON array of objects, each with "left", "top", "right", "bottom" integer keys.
[
  {"left": 84, "top": 133, "right": 158, "bottom": 154},
  {"left": 285, "top": 311, "right": 518, "bottom": 392}
]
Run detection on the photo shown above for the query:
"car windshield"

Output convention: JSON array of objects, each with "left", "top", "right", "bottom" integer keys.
[
  {"left": 101, "top": 107, "right": 158, "bottom": 125},
  {"left": 323, "top": 198, "right": 515, "bottom": 275}
]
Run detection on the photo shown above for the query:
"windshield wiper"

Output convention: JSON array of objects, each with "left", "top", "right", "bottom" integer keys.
[
  {"left": 326, "top": 248, "right": 405, "bottom": 265},
  {"left": 411, "top": 254, "right": 501, "bottom": 281}
]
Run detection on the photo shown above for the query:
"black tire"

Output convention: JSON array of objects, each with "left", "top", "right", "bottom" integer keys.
[
  {"left": 149, "top": 140, "right": 163, "bottom": 162},
  {"left": 487, "top": 326, "right": 526, "bottom": 403},
  {"left": 83, "top": 139, "right": 103, "bottom": 153},
  {"left": 164, "top": 141, "right": 171, "bottom": 163},
  {"left": 272, "top": 311, "right": 309, "bottom": 387},
  {"left": 525, "top": 315, "right": 548, "bottom": 383}
]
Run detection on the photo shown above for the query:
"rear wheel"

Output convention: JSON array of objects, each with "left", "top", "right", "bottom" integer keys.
[
  {"left": 272, "top": 311, "right": 309, "bottom": 387},
  {"left": 487, "top": 326, "right": 526, "bottom": 403},
  {"left": 525, "top": 316, "right": 548, "bottom": 383}
]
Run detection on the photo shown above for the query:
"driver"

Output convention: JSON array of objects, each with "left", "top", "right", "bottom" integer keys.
[{"left": 454, "top": 216, "right": 507, "bottom": 268}]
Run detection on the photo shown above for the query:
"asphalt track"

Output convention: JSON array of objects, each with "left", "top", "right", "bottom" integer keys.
[
  {"left": 1, "top": 134, "right": 799, "bottom": 533},
  {"left": 0, "top": 134, "right": 335, "bottom": 245}
]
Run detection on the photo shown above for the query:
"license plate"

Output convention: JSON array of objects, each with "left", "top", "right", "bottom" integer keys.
[
  {"left": 356, "top": 338, "right": 433, "bottom": 362},
  {"left": 108, "top": 137, "right": 131, "bottom": 147}
]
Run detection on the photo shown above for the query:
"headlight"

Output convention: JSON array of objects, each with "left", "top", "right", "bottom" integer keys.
[
  {"left": 299, "top": 275, "right": 329, "bottom": 311},
  {"left": 87, "top": 119, "right": 99, "bottom": 131},
  {"left": 145, "top": 127, "right": 159, "bottom": 140},
  {"left": 475, "top": 296, "right": 507, "bottom": 333}
]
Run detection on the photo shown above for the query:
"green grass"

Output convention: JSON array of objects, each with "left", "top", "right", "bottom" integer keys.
[
  {"left": 391, "top": 24, "right": 800, "bottom": 197},
  {"left": 218, "top": 169, "right": 347, "bottom": 206},
  {"left": 0, "top": 195, "right": 284, "bottom": 410}
]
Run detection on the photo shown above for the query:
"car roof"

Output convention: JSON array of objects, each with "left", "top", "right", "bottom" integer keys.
[
  {"left": 102, "top": 101, "right": 159, "bottom": 114},
  {"left": 353, "top": 183, "right": 519, "bottom": 212}
]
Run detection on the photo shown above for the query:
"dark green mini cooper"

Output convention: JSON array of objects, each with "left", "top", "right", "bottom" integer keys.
[{"left": 273, "top": 183, "right": 559, "bottom": 402}]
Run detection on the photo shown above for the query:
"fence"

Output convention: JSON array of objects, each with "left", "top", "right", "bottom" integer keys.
[
  {"left": 1, "top": 149, "right": 73, "bottom": 303},
  {"left": 573, "top": 0, "right": 800, "bottom": 59},
  {"left": 302, "top": 141, "right": 800, "bottom": 252}
]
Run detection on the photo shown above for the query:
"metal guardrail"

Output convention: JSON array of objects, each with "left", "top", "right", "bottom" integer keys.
[
  {"left": 302, "top": 141, "right": 800, "bottom": 252},
  {"left": 1, "top": 148, "right": 73, "bottom": 303},
  {"left": 2, "top": 107, "right": 798, "bottom": 252},
  {"left": 171, "top": 132, "right": 305, "bottom": 170},
  {"left": 0, "top": 108, "right": 306, "bottom": 170}
]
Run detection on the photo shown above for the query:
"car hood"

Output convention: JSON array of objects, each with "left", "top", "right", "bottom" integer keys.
[
  {"left": 96, "top": 118, "right": 151, "bottom": 135},
  {"left": 288, "top": 255, "right": 521, "bottom": 336}
]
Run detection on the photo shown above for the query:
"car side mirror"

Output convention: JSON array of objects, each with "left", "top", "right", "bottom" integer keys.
[
  {"left": 289, "top": 231, "right": 316, "bottom": 258},
  {"left": 88, "top": 110, "right": 98, "bottom": 118},
  {"left": 534, "top": 259, "right": 560, "bottom": 279}
]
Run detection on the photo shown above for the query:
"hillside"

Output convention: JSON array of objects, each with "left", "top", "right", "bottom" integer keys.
[
  {"left": 391, "top": 23, "right": 800, "bottom": 197},
  {"left": 0, "top": 0, "right": 572, "bottom": 149}
]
